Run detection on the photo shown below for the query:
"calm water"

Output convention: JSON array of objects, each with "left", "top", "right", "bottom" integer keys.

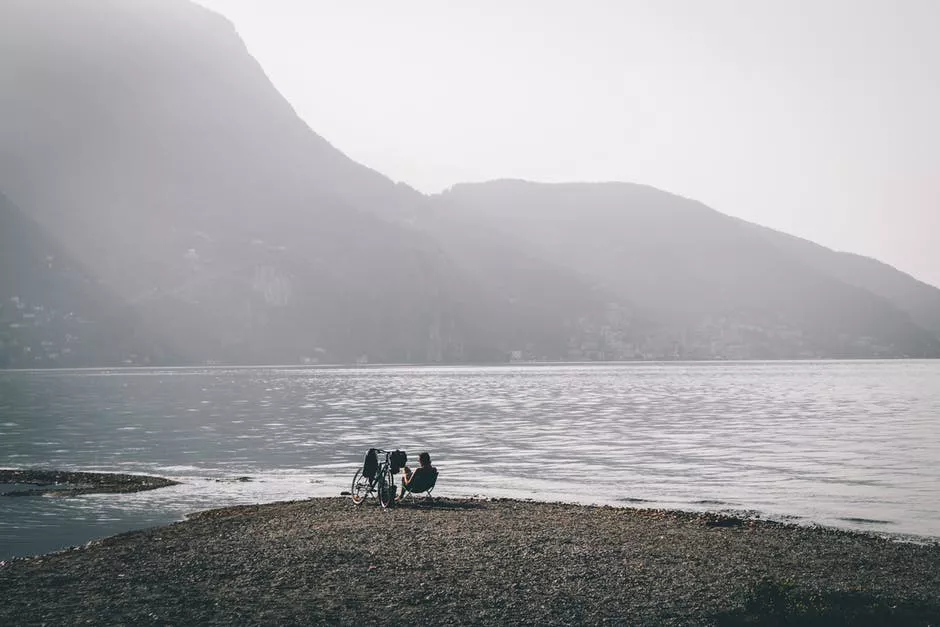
[{"left": 2, "top": 361, "right": 939, "bottom": 559}]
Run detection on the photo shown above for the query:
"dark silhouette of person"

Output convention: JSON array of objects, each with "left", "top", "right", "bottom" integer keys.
[{"left": 399, "top": 451, "right": 437, "bottom": 498}]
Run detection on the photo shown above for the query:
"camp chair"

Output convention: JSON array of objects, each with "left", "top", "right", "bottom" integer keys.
[{"left": 397, "top": 466, "right": 438, "bottom": 502}]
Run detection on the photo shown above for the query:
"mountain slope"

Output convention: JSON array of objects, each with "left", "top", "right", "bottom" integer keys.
[
  {"left": 0, "top": 193, "right": 164, "bottom": 367},
  {"left": 744, "top": 223, "right": 940, "bottom": 340},
  {"left": 435, "top": 180, "right": 940, "bottom": 359}
]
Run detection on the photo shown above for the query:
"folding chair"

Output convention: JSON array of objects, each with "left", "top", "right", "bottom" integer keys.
[{"left": 397, "top": 467, "right": 438, "bottom": 502}]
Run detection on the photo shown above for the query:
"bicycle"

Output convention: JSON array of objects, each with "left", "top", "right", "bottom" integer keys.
[{"left": 351, "top": 448, "right": 399, "bottom": 508}]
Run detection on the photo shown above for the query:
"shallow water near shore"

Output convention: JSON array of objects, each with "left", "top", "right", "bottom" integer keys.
[{"left": 2, "top": 361, "right": 939, "bottom": 558}]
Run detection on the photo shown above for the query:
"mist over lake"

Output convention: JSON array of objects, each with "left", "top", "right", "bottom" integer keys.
[{"left": 3, "top": 360, "right": 938, "bottom": 559}]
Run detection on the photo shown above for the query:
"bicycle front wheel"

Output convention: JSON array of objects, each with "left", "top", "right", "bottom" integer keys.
[{"left": 378, "top": 467, "right": 396, "bottom": 508}]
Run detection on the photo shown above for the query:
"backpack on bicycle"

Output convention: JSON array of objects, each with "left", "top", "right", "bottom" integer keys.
[
  {"left": 390, "top": 449, "right": 407, "bottom": 474},
  {"left": 362, "top": 448, "right": 378, "bottom": 480}
]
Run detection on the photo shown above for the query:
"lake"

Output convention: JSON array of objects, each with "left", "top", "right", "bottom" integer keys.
[{"left": 2, "top": 361, "right": 939, "bottom": 559}]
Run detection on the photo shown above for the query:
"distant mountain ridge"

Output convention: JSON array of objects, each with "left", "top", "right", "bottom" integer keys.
[
  {"left": 0, "top": 0, "right": 937, "bottom": 366},
  {"left": 436, "top": 180, "right": 940, "bottom": 359},
  {"left": 742, "top": 223, "right": 940, "bottom": 340}
]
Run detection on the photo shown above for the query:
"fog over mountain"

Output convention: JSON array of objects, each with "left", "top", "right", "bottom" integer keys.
[
  {"left": 1, "top": 0, "right": 938, "bottom": 367},
  {"left": 0, "top": 192, "right": 158, "bottom": 367}
]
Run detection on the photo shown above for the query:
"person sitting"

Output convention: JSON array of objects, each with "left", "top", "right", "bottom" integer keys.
[{"left": 399, "top": 451, "right": 437, "bottom": 499}]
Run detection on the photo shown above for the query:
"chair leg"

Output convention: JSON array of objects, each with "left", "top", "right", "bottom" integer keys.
[{"left": 396, "top": 485, "right": 434, "bottom": 503}]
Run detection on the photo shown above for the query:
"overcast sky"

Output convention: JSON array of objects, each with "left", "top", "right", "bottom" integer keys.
[{"left": 194, "top": 0, "right": 939, "bottom": 288}]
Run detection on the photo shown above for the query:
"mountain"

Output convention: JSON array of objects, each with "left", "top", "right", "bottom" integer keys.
[
  {"left": 0, "top": 192, "right": 161, "bottom": 367},
  {"left": 435, "top": 181, "right": 940, "bottom": 359},
  {"left": 0, "top": 0, "right": 602, "bottom": 365},
  {"left": 0, "top": 0, "right": 937, "bottom": 365}
]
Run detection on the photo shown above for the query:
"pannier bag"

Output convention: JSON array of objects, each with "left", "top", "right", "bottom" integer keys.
[
  {"left": 389, "top": 449, "right": 408, "bottom": 474},
  {"left": 363, "top": 448, "right": 378, "bottom": 480}
]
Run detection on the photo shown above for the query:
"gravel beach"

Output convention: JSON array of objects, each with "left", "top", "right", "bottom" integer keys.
[{"left": 1, "top": 494, "right": 938, "bottom": 626}]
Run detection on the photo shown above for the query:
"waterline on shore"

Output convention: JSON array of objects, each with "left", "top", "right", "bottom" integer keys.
[{"left": 2, "top": 467, "right": 936, "bottom": 560}]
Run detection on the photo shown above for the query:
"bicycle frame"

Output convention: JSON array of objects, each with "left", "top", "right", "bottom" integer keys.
[{"left": 351, "top": 448, "right": 398, "bottom": 508}]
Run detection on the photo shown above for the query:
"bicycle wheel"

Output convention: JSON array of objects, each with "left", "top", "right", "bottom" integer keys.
[
  {"left": 351, "top": 468, "right": 372, "bottom": 505},
  {"left": 378, "top": 466, "right": 396, "bottom": 508}
]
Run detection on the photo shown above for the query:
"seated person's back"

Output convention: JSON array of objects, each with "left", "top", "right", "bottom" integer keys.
[{"left": 401, "top": 451, "right": 437, "bottom": 494}]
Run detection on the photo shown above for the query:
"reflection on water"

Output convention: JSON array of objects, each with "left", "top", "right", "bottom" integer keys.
[{"left": 2, "top": 361, "right": 939, "bottom": 558}]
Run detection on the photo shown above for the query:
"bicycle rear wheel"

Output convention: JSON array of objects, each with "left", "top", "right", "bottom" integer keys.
[
  {"left": 378, "top": 466, "right": 396, "bottom": 508},
  {"left": 351, "top": 468, "right": 372, "bottom": 505}
]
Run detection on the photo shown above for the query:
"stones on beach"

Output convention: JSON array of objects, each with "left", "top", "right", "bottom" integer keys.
[
  {"left": 1, "top": 497, "right": 938, "bottom": 625},
  {"left": 701, "top": 514, "right": 746, "bottom": 528}
]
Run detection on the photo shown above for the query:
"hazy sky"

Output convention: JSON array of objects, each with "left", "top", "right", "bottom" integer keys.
[{"left": 194, "top": 0, "right": 939, "bottom": 287}]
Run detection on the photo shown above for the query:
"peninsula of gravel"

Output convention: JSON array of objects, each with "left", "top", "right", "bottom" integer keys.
[
  {"left": 2, "top": 495, "right": 939, "bottom": 626},
  {"left": 0, "top": 469, "right": 178, "bottom": 497}
]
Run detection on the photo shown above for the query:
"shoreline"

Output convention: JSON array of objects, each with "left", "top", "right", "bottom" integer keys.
[
  {"left": 2, "top": 357, "right": 937, "bottom": 373},
  {"left": 2, "top": 495, "right": 938, "bottom": 625},
  {"left": 3, "top": 467, "right": 938, "bottom": 548}
]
